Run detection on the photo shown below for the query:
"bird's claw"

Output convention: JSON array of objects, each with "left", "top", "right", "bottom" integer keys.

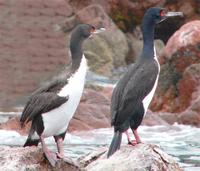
[{"left": 128, "top": 140, "right": 142, "bottom": 146}]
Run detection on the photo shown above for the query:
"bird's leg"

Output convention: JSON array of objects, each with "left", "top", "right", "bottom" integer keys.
[
  {"left": 56, "top": 138, "right": 65, "bottom": 159},
  {"left": 40, "top": 136, "right": 57, "bottom": 167},
  {"left": 125, "top": 130, "right": 137, "bottom": 146},
  {"left": 54, "top": 137, "right": 75, "bottom": 165},
  {"left": 132, "top": 129, "right": 142, "bottom": 144}
]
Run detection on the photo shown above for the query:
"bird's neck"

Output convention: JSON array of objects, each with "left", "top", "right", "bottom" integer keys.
[
  {"left": 141, "top": 19, "right": 155, "bottom": 59},
  {"left": 70, "top": 36, "right": 84, "bottom": 73}
]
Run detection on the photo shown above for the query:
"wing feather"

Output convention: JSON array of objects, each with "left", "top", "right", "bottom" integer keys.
[
  {"left": 20, "top": 92, "right": 68, "bottom": 126},
  {"left": 111, "top": 60, "right": 159, "bottom": 126}
]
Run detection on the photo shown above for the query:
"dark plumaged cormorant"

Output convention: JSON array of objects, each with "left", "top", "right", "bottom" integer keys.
[
  {"left": 107, "top": 7, "right": 183, "bottom": 158},
  {"left": 20, "top": 24, "right": 105, "bottom": 166}
]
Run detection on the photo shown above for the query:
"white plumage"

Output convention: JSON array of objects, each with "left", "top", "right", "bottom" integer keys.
[
  {"left": 32, "top": 55, "right": 87, "bottom": 139},
  {"left": 142, "top": 46, "right": 160, "bottom": 114}
]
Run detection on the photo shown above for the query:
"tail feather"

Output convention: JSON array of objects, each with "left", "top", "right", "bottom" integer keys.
[
  {"left": 23, "top": 138, "right": 39, "bottom": 147},
  {"left": 107, "top": 131, "right": 122, "bottom": 158}
]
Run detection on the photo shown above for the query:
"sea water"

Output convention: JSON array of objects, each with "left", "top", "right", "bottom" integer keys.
[{"left": 0, "top": 123, "right": 199, "bottom": 171}]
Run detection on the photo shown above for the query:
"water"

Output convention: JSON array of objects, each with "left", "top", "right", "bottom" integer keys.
[{"left": 0, "top": 123, "right": 199, "bottom": 171}]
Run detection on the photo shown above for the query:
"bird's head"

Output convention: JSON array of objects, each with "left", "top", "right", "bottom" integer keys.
[
  {"left": 71, "top": 24, "right": 105, "bottom": 41},
  {"left": 144, "top": 7, "right": 183, "bottom": 25}
]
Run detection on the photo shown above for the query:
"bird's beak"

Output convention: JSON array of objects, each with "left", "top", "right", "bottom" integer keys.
[
  {"left": 92, "top": 27, "right": 106, "bottom": 34},
  {"left": 159, "top": 11, "right": 183, "bottom": 23},
  {"left": 89, "top": 27, "right": 106, "bottom": 38},
  {"left": 165, "top": 11, "right": 184, "bottom": 17}
]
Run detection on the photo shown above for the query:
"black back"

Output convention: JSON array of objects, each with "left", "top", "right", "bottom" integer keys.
[
  {"left": 111, "top": 7, "right": 164, "bottom": 132},
  {"left": 111, "top": 59, "right": 159, "bottom": 132}
]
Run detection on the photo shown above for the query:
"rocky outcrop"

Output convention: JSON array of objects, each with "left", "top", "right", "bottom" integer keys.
[
  {"left": 83, "top": 144, "right": 182, "bottom": 171},
  {"left": 68, "top": 88, "right": 111, "bottom": 132},
  {"left": 0, "top": 144, "right": 182, "bottom": 171},
  {"left": 70, "top": 0, "right": 197, "bottom": 40},
  {"left": 151, "top": 20, "right": 200, "bottom": 113},
  {"left": 0, "top": 146, "right": 79, "bottom": 171}
]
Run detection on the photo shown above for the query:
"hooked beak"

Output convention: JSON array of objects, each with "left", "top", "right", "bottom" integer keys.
[
  {"left": 165, "top": 11, "right": 184, "bottom": 17},
  {"left": 159, "top": 11, "right": 183, "bottom": 23},
  {"left": 92, "top": 27, "right": 106, "bottom": 34}
]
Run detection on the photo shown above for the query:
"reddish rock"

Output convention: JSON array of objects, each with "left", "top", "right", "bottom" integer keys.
[
  {"left": 158, "top": 112, "right": 179, "bottom": 125},
  {"left": 0, "top": 0, "right": 72, "bottom": 108},
  {"left": 68, "top": 88, "right": 111, "bottom": 132},
  {"left": 177, "top": 64, "right": 200, "bottom": 111},
  {"left": 190, "top": 95, "right": 200, "bottom": 114},
  {"left": 99, "top": 86, "right": 113, "bottom": 100},
  {"left": 151, "top": 20, "right": 200, "bottom": 113},
  {"left": 178, "top": 110, "right": 200, "bottom": 127},
  {"left": 163, "top": 20, "right": 200, "bottom": 58},
  {"left": 142, "top": 110, "right": 169, "bottom": 126},
  {"left": 0, "top": 116, "right": 28, "bottom": 135}
]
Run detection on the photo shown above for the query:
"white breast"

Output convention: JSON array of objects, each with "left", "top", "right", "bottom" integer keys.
[
  {"left": 41, "top": 55, "right": 88, "bottom": 138},
  {"left": 142, "top": 47, "right": 160, "bottom": 115}
]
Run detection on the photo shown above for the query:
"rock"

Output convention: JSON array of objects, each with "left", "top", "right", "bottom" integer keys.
[
  {"left": 0, "top": 0, "right": 72, "bottom": 108},
  {"left": 151, "top": 20, "right": 200, "bottom": 113},
  {"left": 68, "top": 88, "right": 111, "bottom": 132},
  {"left": 185, "top": 95, "right": 200, "bottom": 126},
  {"left": 190, "top": 96, "right": 200, "bottom": 114},
  {"left": 156, "top": 96, "right": 200, "bottom": 127},
  {"left": 158, "top": 112, "right": 179, "bottom": 125},
  {"left": 0, "top": 117, "right": 28, "bottom": 135},
  {"left": 142, "top": 110, "right": 169, "bottom": 126},
  {"left": 125, "top": 31, "right": 143, "bottom": 64},
  {"left": 108, "top": 0, "right": 186, "bottom": 43},
  {"left": 163, "top": 20, "right": 200, "bottom": 60},
  {"left": 176, "top": 63, "right": 200, "bottom": 111},
  {"left": 177, "top": 110, "right": 200, "bottom": 127},
  {"left": 0, "top": 146, "right": 79, "bottom": 171},
  {"left": 0, "top": 144, "right": 182, "bottom": 171},
  {"left": 81, "top": 144, "right": 182, "bottom": 171},
  {"left": 60, "top": 4, "right": 129, "bottom": 76}
]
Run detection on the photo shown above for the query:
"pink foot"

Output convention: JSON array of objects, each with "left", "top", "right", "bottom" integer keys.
[
  {"left": 128, "top": 140, "right": 137, "bottom": 146},
  {"left": 128, "top": 140, "right": 143, "bottom": 146}
]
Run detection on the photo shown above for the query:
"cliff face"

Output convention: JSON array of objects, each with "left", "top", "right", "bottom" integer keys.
[
  {"left": 152, "top": 20, "right": 200, "bottom": 113},
  {"left": 0, "top": 0, "right": 199, "bottom": 110},
  {"left": 0, "top": 0, "right": 71, "bottom": 108}
]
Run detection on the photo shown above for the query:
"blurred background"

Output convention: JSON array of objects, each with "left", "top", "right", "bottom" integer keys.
[
  {"left": 0, "top": 0, "right": 199, "bottom": 110},
  {"left": 0, "top": 1, "right": 200, "bottom": 170}
]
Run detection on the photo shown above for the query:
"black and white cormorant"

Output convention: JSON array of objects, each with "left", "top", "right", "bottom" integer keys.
[
  {"left": 107, "top": 7, "right": 183, "bottom": 158},
  {"left": 20, "top": 24, "right": 105, "bottom": 166}
]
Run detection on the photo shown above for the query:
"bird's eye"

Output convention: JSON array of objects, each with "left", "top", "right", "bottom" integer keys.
[{"left": 160, "top": 10, "right": 166, "bottom": 17}]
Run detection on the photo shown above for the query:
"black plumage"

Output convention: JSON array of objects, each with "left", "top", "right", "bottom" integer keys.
[
  {"left": 20, "top": 93, "right": 69, "bottom": 127},
  {"left": 111, "top": 60, "right": 159, "bottom": 131},
  {"left": 107, "top": 7, "right": 183, "bottom": 158}
]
